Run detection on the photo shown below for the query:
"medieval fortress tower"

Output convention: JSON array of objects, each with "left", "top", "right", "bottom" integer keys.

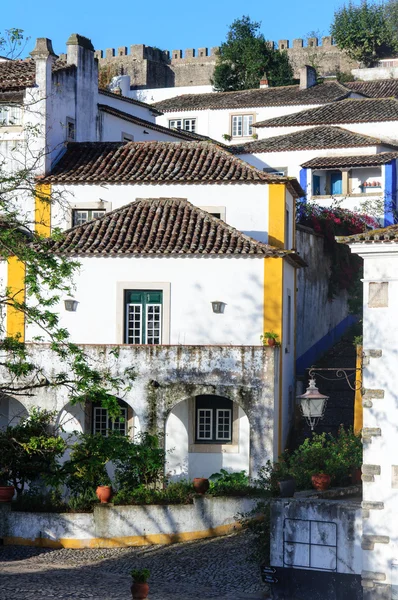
[{"left": 89, "top": 37, "right": 356, "bottom": 90}]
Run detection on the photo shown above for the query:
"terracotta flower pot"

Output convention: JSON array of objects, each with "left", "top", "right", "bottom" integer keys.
[
  {"left": 131, "top": 582, "right": 149, "bottom": 599},
  {"left": 311, "top": 474, "right": 331, "bottom": 491},
  {"left": 0, "top": 485, "right": 14, "bottom": 502},
  {"left": 193, "top": 477, "right": 209, "bottom": 494},
  {"left": 96, "top": 485, "right": 113, "bottom": 504},
  {"left": 267, "top": 338, "right": 276, "bottom": 347}
]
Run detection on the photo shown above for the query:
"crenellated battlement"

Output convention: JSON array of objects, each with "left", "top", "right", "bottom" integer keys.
[
  {"left": 277, "top": 36, "right": 335, "bottom": 50},
  {"left": 94, "top": 36, "right": 356, "bottom": 90},
  {"left": 94, "top": 44, "right": 220, "bottom": 63}
]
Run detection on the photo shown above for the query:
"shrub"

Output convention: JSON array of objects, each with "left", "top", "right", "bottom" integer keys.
[
  {"left": 67, "top": 489, "right": 98, "bottom": 512},
  {"left": 265, "top": 427, "right": 363, "bottom": 491},
  {"left": 113, "top": 432, "right": 166, "bottom": 491},
  {"left": 12, "top": 487, "right": 67, "bottom": 513},
  {"left": 113, "top": 481, "right": 195, "bottom": 505},
  {"left": 0, "top": 408, "right": 67, "bottom": 497},
  {"left": 208, "top": 469, "right": 266, "bottom": 497}
]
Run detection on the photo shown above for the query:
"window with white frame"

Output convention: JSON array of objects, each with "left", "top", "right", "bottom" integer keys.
[
  {"left": 124, "top": 290, "right": 162, "bottom": 345},
  {"left": 93, "top": 406, "right": 127, "bottom": 436},
  {"left": 195, "top": 395, "right": 233, "bottom": 443},
  {"left": 0, "top": 104, "right": 22, "bottom": 126},
  {"left": 231, "top": 114, "right": 253, "bottom": 137},
  {"left": 72, "top": 209, "right": 106, "bottom": 227},
  {"left": 169, "top": 118, "right": 196, "bottom": 132}
]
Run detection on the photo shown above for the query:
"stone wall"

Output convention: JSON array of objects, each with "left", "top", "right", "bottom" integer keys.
[
  {"left": 92, "top": 37, "right": 356, "bottom": 90},
  {"left": 296, "top": 224, "right": 355, "bottom": 375}
]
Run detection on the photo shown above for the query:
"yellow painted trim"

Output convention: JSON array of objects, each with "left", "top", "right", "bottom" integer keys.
[
  {"left": 35, "top": 183, "right": 51, "bottom": 236},
  {"left": 6, "top": 257, "right": 26, "bottom": 341},
  {"left": 268, "top": 184, "right": 286, "bottom": 248},
  {"left": 354, "top": 345, "right": 363, "bottom": 434},
  {"left": 3, "top": 522, "right": 244, "bottom": 549},
  {"left": 266, "top": 183, "right": 288, "bottom": 457}
]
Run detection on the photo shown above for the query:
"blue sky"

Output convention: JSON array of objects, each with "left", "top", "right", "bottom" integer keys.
[{"left": 7, "top": 0, "right": 353, "bottom": 57}]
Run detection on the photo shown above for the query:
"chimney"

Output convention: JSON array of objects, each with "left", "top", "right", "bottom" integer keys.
[
  {"left": 299, "top": 65, "right": 317, "bottom": 90},
  {"left": 109, "top": 74, "right": 131, "bottom": 97},
  {"left": 30, "top": 38, "right": 57, "bottom": 97},
  {"left": 29, "top": 38, "right": 57, "bottom": 175},
  {"left": 260, "top": 74, "right": 269, "bottom": 88},
  {"left": 66, "top": 34, "right": 98, "bottom": 142}
]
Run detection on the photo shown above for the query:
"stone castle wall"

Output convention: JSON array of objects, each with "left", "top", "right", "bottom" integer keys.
[{"left": 91, "top": 37, "right": 357, "bottom": 90}]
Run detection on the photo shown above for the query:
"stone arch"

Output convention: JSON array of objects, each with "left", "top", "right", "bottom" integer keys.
[
  {"left": 0, "top": 394, "right": 28, "bottom": 430},
  {"left": 165, "top": 390, "right": 250, "bottom": 480},
  {"left": 152, "top": 382, "right": 273, "bottom": 479}
]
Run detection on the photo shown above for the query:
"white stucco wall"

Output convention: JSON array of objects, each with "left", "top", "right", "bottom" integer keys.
[
  {"left": 132, "top": 85, "right": 214, "bottom": 103},
  {"left": 351, "top": 244, "right": 398, "bottom": 588},
  {"left": 98, "top": 111, "right": 195, "bottom": 143},
  {"left": 155, "top": 104, "right": 320, "bottom": 144},
  {"left": 25, "top": 255, "right": 266, "bottom": 346},
  {"left": 0, "top": 496, "right": 260, "bottom": 547},
  {"left": 51, "top": 183, "right": 270, "bottom": 242},
  {"left": 98, "top": 91, "right": 160, "bottom": 121},
  {"left": 165, "top": 402, "right": 250, "bottom": 480},
  {"left": 271, "top": 499, "right": 362, "bottom": 574}
]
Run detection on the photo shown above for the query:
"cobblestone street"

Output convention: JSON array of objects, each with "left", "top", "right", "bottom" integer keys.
[{"left": 0, "top": 531, "right": 268, "bottom": 599}]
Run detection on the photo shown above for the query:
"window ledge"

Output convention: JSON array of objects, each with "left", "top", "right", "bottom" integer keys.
[{"left": 189, "top": 443, "right": 239, "bottom": 454}]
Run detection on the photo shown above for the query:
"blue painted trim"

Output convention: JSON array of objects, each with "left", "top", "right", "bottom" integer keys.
[
  {"left": 384, "top": 160, "right": 397, "bottom": 225},
  {"left": 299, "top": 168, "right": 307, "bottom": 202},
  {"left": 296, "top": 314, "right": 358, "bottom": 376}
]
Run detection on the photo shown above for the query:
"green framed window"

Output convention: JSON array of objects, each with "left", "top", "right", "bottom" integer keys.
[{"left": 124, "top": 290, "right": 163, "bottom": 345}]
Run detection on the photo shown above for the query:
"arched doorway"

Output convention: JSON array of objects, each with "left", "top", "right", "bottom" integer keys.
[
  {"left": 0, "top": 394, "right": 28, "bottom": 430},
  {"left": 165, "top": 394, "right": 250, "bottom": 481}
]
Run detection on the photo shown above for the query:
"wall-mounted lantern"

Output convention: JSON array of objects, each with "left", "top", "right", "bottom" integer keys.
[
  {"left": 296, "top": 377, "right": 329, "bottom": 431},
  {"left": 211, "top": 301, "right": 226, "bottom": 314},
  {"left": 64, "top": 298, "right": 78, "bottom": 312}
]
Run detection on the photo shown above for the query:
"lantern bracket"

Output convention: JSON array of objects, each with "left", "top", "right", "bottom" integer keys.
[{"left": 308, "top": 367, "right": 362, "bottom": 392}]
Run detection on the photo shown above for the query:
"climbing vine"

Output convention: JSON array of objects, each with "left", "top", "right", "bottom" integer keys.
[{"left": 296, "top": 202, "right": 378, "bottom": 302}]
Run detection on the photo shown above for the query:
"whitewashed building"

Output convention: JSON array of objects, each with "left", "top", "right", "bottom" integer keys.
[
  {"left": 339, "top": 225, "right": 398, "bottom": 599},
  {"left": 2, "top": 139, "right": 305, "bottom": 479}
]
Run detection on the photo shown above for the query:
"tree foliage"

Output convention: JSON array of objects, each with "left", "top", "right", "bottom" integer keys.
[
  {"left": 211, "top": 16, "right": 294, "bottom": 91},
  {"left": 331, "top": 1, "right": 398, "bottom": 67},
  {"left": 0, "top": 408, "right": 66, "bottom": 497},
  {"left": 0, "top": 31, "right": 135, "bottom": 416}
]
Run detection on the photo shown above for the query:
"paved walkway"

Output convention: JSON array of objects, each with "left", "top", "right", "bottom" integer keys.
[{"left": 0, "top": 531, "right": 269, "bottom": 599}]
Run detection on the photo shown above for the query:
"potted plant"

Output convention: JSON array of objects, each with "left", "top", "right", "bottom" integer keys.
[
  {"left": 131, "top": 568, "right": 150, "bottom": 599},
  {"left": 0, "top": 468, "right": 14, "bottom": 503},
  {"left": 193, "top": 477, "right": 210, "bottom": 494},
  {"left": 311, "top": 472, "right": 331, "bottom": 491},
  {"left": 278, "top": 476, "right": 296, "bottom": 498},
  {"left": 95, "top": 479, "right": 113, "bottom": 504},
  {"left": 261, "top": 331, "right": 279, "bottom": 347}
]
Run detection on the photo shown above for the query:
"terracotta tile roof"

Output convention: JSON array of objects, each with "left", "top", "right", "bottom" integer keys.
[
  {"left": 337, "top": 223, "right": 398, "bottom": 244},
  {"left": 0, "top": 58, "right": 74, "bottom": 92},
  {"left": 301, "top": 152, "right": 398, "bottom": 169},
  {"left": 254, "top": 98, "right": 398, "bottom": 128},
  {"left": 152, "top": 81, "right": 351, "bottom": 112},
  {"left": 45, "top": 140, "right": 304, "bottom": 196},
  {"left": 229, "top": 126, "right": 392, "bottom": 155},
  {"left": 98, "top": 88, "right": 163, "bottom": 116},
  {"left": 43, "top": 197, "right": 305, "bottom": 265},
  {"left": 98, "top": 104, "right": 225, "bottom": 144},
  {"left": 346, "top": 80, "right": 398, "bottom": 99}
]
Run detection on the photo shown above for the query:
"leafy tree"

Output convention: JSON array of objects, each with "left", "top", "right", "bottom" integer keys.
[
  {"left": 331, "top": 1, "right": 398, "bottom": 67},
  {"left": 211, "top": 16, "right": 294, "bottom": 91},
  {"left": 0, "top": 408, "right": 66, "bottom": 497},
  {"left": 0, "top": 31, "right": 135, "bottom": 416},
  {"left": 385, "top": 0, "right": 398, "bottom": 39}
]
